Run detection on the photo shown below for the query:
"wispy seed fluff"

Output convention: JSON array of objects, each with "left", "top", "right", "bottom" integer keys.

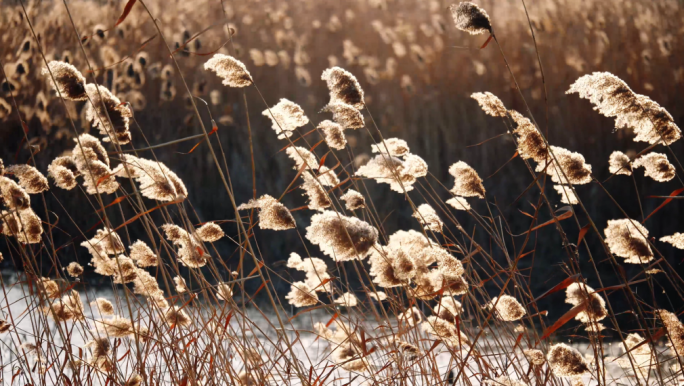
[
  {"left": 204, "top": 54, "right": 253, "bottom": 87},
  {"left": 115, "top": 155, "right": 188, "bottom": 201},
  {"left": 1, "top": 176, "right": 30, "bottom": 209},
  {"left": 174, "top": 276, "right": 188, "bottom": 293},
  {"left": 547, "top": 343, "right": 590, "bottom": 377},
  {"left": 413, "top": 204, "right": 443, "bottom": 233},
  {"left": 5, "top": 165, "right": 49, "bottom": 194},
  {"left": 608, "top": 151, "right": 632, "bottom": 176},
  {"left": 72, "top": 134, "right": 119, "bottom": 194},
  {"left": 604, "top": 219, "right": 653, "bottom": 264},
  {"left": 446, "top": 196, "right": 471, "bottom": 211},
  {"left": 161, "top": 224, "right": 206, "bottom": 268},
  {"left": 163, "top": 306, "right": 192, "bottom": 328},
  {"left": 486, "top": 295, "right": 526, "bottom": 321},
  {"left": 46, "top": 290, "right": 85, "bottom": 322},
  {"left": 421, "top": 316, "right": 469, "bottom": 349},
  {"left": 306, "top": 211, "right": 378, "bottom": 261},
  {"left": 84, "top": 84, "right": 132, "bottom": 145},
  {"left": 129, "top": 240, "right": 158, "bottom": 267},
  {"left": 661, "top": 233, "right": 684, "bottom": 249},
  {"left": 318, "top": 120, "right": 347, "bottom": 150},
  {"left": 91, "top": 298, "right": 114, "bottom": 315},
  {"left": 567, "top": 72, "right": 681, "bottom": 145},
  {"left": 66, "top": 262, "right": 84, "bottom": 277},
  {"left": 42, "top": 61, "right": 87, "bottom": 101},
  {"left": 565, "top": 283, "right": 608, "bottom": 323},
  {"left": 237, "top": 194, "right": 296, "bottom": 230},
  {"left": 196, "top": 222, "right": 224, "bottom": 242},
  {"left": 262, "top": 99, "right": 309, "bottom": 139},
  {"left": 48, "top": 156, "right": 80, "bottom": 190},
  {"left": 286, "top": 146, "right": 319, "bottom": 171},
  {"left": 372, "top": 138, "right": 410, "bottom": 158},
  {"left": 433, "top": 296, "right": 463, "bottom": 323},
  {"left": 656, "top": 309, "right": 684, "bottom": 354},
  {"left": 449, "top": 2, "right": 492, "bottom": 35},
  {"left": 537, "top": 146, "right": 593, "bottom": 185},
  {"left": 216, "top": 283, "right": 233, "bottom": 301},
  {"left": 397, "top": 307, "right": 423, "bottom": 327},
  {"left": 286, "top": 281, "right": 319, "bottom": 307},
  {"left": 334, "top": 292, "right": 359, "bottom": 307},
  {"left": 524, "top": 349, "right": 546, "bottom": 366},
  {"left": 510, "top": 111, "right": 548, "bottom": 163},
  {"left": 321, "top": 67, "right": 365, "bottom": 110},
  {"left": 356, "top": 152, "right": 428, "bottom": 193},
  {"left": 341, "top": 189, "right": 366, "bottom": 211},
  {"left": 287, "top": 252, "right": 331, "bottom": 292},
  {"left": 554, "top": 185, "right": 579, "bottom": 205},
  {"left": 321, "top": 102, "right": 365, "bottom": 129},
  {"left": 632, "top": 153, "right": 676, "bottom": 182},
  {"left": 449, "top": 161, "right": 485, "bottom": 198},
  {"left": 3, "top": 208, "right": 43, "bottom": 244},
  {"left": 471, "top": 92, "right": 506, "bottom": 117}
]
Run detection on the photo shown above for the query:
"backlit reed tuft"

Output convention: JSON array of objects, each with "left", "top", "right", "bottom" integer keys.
[
  {"left": 632, "top": 152, "right": 676, "bottom": 182},
  {"left": 604, "top": 219, "right": 653, "bottom": 264},
  {"left": 262, "top": 98, "right": 309, "bottom": 139},
  {"left": 204, "top": 54, "right": 253, "bottom": 87},
  {"left": 321, "top": 67, "right": 365, "bottom": 110},
  {"left": 449, "top": 2, "right": 492, "bottom": 35},
  {"left": 547, "top": 343, "right": 590, "bottom": 378},
  {"left": 42, "top": 61, "right": 87, "bottom": 100},
  {"left": 305, "top": 211, "right": 378, "bottom": 261},
  {"left": 237, "top": 194, "right": 296, "bottom": 230}
]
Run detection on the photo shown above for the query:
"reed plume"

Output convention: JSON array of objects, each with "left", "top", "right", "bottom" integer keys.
[{"left": 449, "top": 2, "right": 492, "bottom": 35}]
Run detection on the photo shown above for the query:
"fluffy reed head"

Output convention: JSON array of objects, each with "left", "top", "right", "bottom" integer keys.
[
  {"left": 340, "top": 189, "right": 365, "bottom": 211},
  {"left": 204, "top": 54, "right": 253, "bottom": 87},
  {"left": 117, "top": 155, "right": 188, "bottom": 201},
  {"left": 633, "top": 152, "right": 676, "bottom": 182},
  {"left": 413, "top": 204, "right": 443, "bottom": 233},
  {"left": 84, "top": 84, "right": 132, "bottom": 145},
  {"left": 565, "top": 283, "right": 608, "bottom": 323},
  {"left": 471, "top": 92, "right": 506, "bottom": 117},
  {"left": 321, "top": 67, "right": 365, "bottom": 110},
  {"left": 657, "top": 309, "right": 684, "bottom": 354},
  {"left": 305, "top": 211, "right": 378, "bottom": 261},
  {"left": 449, "top": 161, "right": 485, "bottom": 198},
  {"left": 196, "top": 222, "right": 225, "bottom": 242},
  {"left": 66, "top": 262, "right": 83, "bottom": 277},
  {"left": 5, "top": 164, "right": 49, "bottom": 194},
  {"left": 91, "top": 298, "right": 114, "bottom": 315},
  {"left": 604, "top": 219, "right": 653, "bottom": 264},
  {"left": 510, "top": 111, "right": 548, "bottom": 163},
  {"left": 486, "top": 295, "right": 526, "bottom": 321},
  {"left": 547, "top": 343, "right": 589, "bottom": 377},
  {"left": 42, "top": 61, "right": 87, "bottom": 100},
  {"left": 421, "top": 316, "right": 469, "bottom": 348},
  {"left": 608, "top": 151, "right": 632, "bottom": 176},
  {"left": 537, "top": 146, "right": 592, "bottom": 185},
  {"left": 321, "top": 102, "right": 365, "bottom": 129},
  {"left": 449, "top": 2, "right": 492, "bottom": 35},
  {"left": 237, "top": 194, "right": 296, "bottom": 230},
  {"left": 262, "top": 98, "right": 309, "bottom": 139},
  {"left": 318, "top": 120, "right": 347, "bottom": 150},
  {"left": 48, "top": 156, "right": 80, "bottom": 190},
  {"left": 129, "top": 240, "right": 158, "bottom": 267},
  {"left": 567, "top": 72, "right": 681, "bottom": 145},
  {"left": 660, "top": 232, "right": 684, "bottom": 249},
  {"left": 285, "top": 281, "right": 318, "bottom": 307}
]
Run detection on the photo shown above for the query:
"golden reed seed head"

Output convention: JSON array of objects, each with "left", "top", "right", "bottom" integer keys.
[
  {"left": 125, "top": 374, "right": 142, "bottom": 386},
  {"left": 633, "top": 152, "right": 676, "bottom": 182},
  {"left": 413, "top": 203, "right": 443, "bottom": 233},
  {"left": 46, "top": 290, "right": 85, "bottom": 322},
  {"left": 471, "top": 92, "right": 506, "bottom": 117},
  {"left": 397, "top": 341, "right": 421, "bottom": 360},
  {"left": 48, "top": 156, "right": 80, "bottom": 190},
  {"left": 369, "top": 247, "right": 407, "bottom": 288},
  {"left": 446, "top": 196, "right": 471, "bottom": 211},
  {"left": 196, "top": 222, "right": 224, "bottom": 242},
  {"left": 173, "top": 276, "right": 188, "bottom": 293},
  {"left": 536, "top": 146, "right": 593, "bottom": 185},
  {"left": 657, "top": 309, "right": 684, "bottom": 354},
  {"left": 390, "top": 249, "right": 416, "bottom": 281},
  {"left": 238, "top": 194, "right": 296, "bottom": 230},
  {"left": 66, "top": 262, "right": 84, "bottom": 277},
  {"left": 0, "top": 176, "right": 30, "bottom": 210},
  {"left": 449, "top": 2, "right": 492, "bottom": 35},
  {"left": 524, "top": 349, "right": 546, "bottom": 366},
  {"left": 567, "top": 72, "right": 681, "bottom": 145},
  {"left": 87, "top": 337, "right": 111, "bottom": 359},
  {"left": 42, "top": 61, "right": 87, "bottom": 101},
  {"left": 434, "top": 296, "right": 463, "bottom": 323},
  {"left": 161, "top": 224, "right": 206, "bottom": 268},
  {"left": 204, "top": 54, "right": 253, "bottom": 87},
  {"left": 84, "top": 84, "right": 132, "bottom": 145},
  {"left": 262, "top": 98, "right": 309, "bottom": 139},
  {"left": 369, "top": 291, "right": 387, "bottom": 301},
  {"left": 547, "top": 343, "right": 590, "bottom": 377},
  {"left": 510, "top": 110, "right": 548, "bottom": 163},
  {"left": 0, "top": 319, "right": 11, "bottom": 333},
  {"left": 565, "top": 283, "right": 608, "bottom": 323},
  {"left": 421, "top": 316, "right": 469, "bottom": 349},
  {"left": 96, "top": 315, "right": 136, "bottom": 338},
  {"left": 318, "top": 120, "right": 347, "bottom": 150},
  {"left": 554, "top": 185, "right": 579, "bottom": 205},
  {"left": 164, "top": 306, "right": 192, "bottom": 328},
  {"left": 286, "top": 146, "right": 319, "bottom": 171},
  {"left": 301, "top": 172, "right": 332, "bottom": 211},
  {"left": 305, "top": 211, "right": 379, "bottom": 261},
  {"left": 10, "top": 209, "right": 43, "bottom": 244},
  {"left": 397, "top": 307, "right": 423, "bottom": 327},
  {"left": 321, "top": 67, "right": 365, "bottom": 110},
  {"left": 216, "top": 283, "right": 233, "bottom": 301},
  {"left": 111, "top": 256, "right": 138, "bottom": 284},
  {"left": 132, "top": 269, "right": 167, "bottom": 308},
  {"left": 91, "top": 298, "right": 114, "bottom": 315},
  {"left": 604, "top": 219, "right": 653, "bottom": 264},
  {"left": 317, "top": 166, "right": 340, "bottom": 187},
  {"left": 129, "top": 240, "right": 158, "bottom": 267},
  {"left": 449, "top": 161, "right": 485, "bottom": 198},
  {"left": 334, "top": 292, "right": 359, "bottom": 307},
  {"left": 487, "top": 295, "right": 526, "bottom": 321},
  {"left": 321, "top": 102, "right": 365, "bottom": 129},
  {"left": 285, "top": 281, "right": 318, "bottom": 307},
  {"left": 5, "top": 165, "right": 48, "bottom": 194},
  {"left": 608, "top": 151, "right": 632, "bottom": 176},
  {"left": 661, "top": 233, "right": 684, "bottom": 249},
  {"left": 117, "top": 155, "right": 188, "bottom": 201},
  {"left": 371, "top": 138, "right": 410, "bottom": 158},
  {"left": 340, "top": 189, "right": 365, "bottom": 211}
]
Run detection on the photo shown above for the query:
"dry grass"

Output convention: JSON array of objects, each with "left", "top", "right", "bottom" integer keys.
[{"left": 1, "top": 0, "right": 684, "bottom": 385}]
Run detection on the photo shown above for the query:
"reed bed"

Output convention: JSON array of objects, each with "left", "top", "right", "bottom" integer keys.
[{"left": 1, "top": 0, "right": 684, "bottom": 385}]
